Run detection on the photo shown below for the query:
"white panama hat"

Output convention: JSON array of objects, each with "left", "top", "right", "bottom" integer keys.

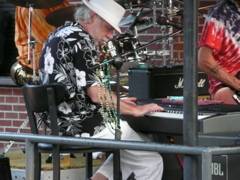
[{"left": 82, "top": 0, "right": 126, "bottom": 33}]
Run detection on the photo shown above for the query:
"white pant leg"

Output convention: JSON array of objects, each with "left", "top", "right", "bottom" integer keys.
[{"left": 91, "top": 120, "right": 163, "bottom": 180}]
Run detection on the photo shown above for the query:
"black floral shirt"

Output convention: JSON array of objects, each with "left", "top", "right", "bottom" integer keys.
[{"left": 39, "top": 22, "right": 106, "bottom": 137}]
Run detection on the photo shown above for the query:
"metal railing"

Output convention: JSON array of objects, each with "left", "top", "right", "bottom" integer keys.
[{"left": 1, "top": 132, "right": 240, "bottom": 180}]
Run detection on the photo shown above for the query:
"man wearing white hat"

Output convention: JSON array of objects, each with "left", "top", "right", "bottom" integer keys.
[{"left": 39, "top": 0, "right": 164, "bottom": 179}]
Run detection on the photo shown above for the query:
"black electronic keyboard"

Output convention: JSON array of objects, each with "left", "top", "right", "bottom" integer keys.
[{"left": 121, "top": 99, "right": 240, "bottom": 135}]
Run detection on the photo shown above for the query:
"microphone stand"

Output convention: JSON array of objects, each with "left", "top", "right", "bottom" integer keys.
[
  {"left": 27, "top": 4, "right": 38, "bottom": 84},
  {"left": 112, "top": 56, "right": 124, "bottom": 180}
]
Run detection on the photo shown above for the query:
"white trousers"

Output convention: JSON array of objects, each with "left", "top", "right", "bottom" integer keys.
[{"left": 91, "top": 120, "right": 163, "bottom": 180}]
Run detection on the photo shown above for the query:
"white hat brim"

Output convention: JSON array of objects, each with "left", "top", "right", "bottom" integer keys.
[{"left": 82, "top": 0, "right": 125, "bottom": 33}]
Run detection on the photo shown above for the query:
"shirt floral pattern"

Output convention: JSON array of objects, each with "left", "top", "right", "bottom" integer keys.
[{"left": 39, "top": 22, "right": 106, "bottom": 137}]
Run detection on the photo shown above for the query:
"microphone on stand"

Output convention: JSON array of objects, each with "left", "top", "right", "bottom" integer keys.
[
  {"left": 156, "top": 16, "right": 183, "bottom": 30},
  {"left": 124, "top": 7, "right": 145, "bottom": 34}
]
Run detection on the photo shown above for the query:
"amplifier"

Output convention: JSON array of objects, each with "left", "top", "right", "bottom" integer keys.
[{"left": 128, "top": 66, "right": 210, "bottom": 98}]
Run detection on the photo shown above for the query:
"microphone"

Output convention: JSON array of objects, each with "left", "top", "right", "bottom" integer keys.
[
  {"left": 156, "top": 16, "right": 183, "bottom": 30},
  {"left": 124, "top": 7, "right": 145, "bottom": 33}
]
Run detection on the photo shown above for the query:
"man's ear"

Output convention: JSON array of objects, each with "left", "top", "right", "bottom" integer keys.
[{"left": 88, "top": 12, "right": 97, "bottom": 24}]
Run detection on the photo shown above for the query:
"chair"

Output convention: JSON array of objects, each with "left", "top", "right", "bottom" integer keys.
[{"left": 22, "top": 83, "right": 119, "bottom": 180}]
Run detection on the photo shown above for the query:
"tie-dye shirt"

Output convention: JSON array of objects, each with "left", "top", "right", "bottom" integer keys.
[{"left": 199, "top": 0, "right": 240, "bottom": 94}]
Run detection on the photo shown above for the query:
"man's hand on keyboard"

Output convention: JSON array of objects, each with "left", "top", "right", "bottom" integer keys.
[{"left": 133, "top": 103, "right": 165, "bottom": 117}]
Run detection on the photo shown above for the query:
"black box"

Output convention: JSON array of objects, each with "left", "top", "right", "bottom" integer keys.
[
  {"left": 128, "top": 66, "right": 210, "bottom": 98},
  {"left": 0, "top": 156, "right": 12, "bottom": 180}
]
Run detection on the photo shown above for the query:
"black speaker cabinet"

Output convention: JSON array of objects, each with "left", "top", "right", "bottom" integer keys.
[
  {"left": 157, "top": 134, "right": 240, "bottom": 180},
  {"left": 203, "top": 154, "right": 240, "bottom": 180},
  {"left": 0, "top": 156, "right": 12, "bottom": 180},
  {"left": 128, "top": 66, "right": 210, "bottom": 99}
]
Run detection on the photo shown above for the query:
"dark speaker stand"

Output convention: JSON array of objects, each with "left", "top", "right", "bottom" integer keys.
[{"left": 112, "top": 56, "right": 124, "bottom": 180}]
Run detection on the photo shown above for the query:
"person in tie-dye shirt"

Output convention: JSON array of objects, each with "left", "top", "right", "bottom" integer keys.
[{"left": 198, "top": 0, "right": 240, "bottom": 104}]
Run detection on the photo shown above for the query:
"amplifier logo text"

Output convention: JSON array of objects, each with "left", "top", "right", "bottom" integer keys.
[{"left": 174, "top": 77, "right": 206, "bottom": 89}]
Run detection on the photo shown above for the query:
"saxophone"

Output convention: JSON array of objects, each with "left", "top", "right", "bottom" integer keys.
[{"left": 10, "top": 61, "right": 40, "bottom": 86}]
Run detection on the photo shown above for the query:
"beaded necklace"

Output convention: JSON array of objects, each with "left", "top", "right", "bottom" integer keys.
[{"left": 96, "top": 60, "right": 121, "bottom": 136}]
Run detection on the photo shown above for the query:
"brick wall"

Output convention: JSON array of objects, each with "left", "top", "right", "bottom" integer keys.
[
  {"left": 0, "top": 0, "right": 219, "bottom": 150},
  {"left": 0, "top": 86, "right": 29, "bottom": 149}
]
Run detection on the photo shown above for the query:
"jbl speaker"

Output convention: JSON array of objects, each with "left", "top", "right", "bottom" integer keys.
[
  {"left": 0, "top": 156, "right": 12, "bottom": 180},
  {"left": 128, "top": 66, "right": 210, "bottom": 99},
  {"left": 157, "top": 134, "right": 240, "bottom": 180}
]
